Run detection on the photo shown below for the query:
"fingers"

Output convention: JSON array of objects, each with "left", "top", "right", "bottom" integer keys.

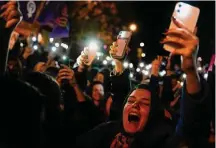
[
  {"left": 172, "top": 16, "right": 190, "bottom": 32},
  {"left": 60, "top": 64, "right": 69, "bottom": 69},
  {"left": 77, "top": 48, "right": 89, "bottom": 66},
  {"left": 164, "top": 28, "right": 192, "bottom": 40},
  {"left": 171, "top": 49, "right": 185, "bottom": 56},
  {"left": 160, "top": 36, "right": 185, "bottom": 47},
  {"left": 0, "top": 1, "right": 17, "bottom": 10},
  {"left": 57, "top": 68, "right": 74, "bottom": 80},
  {"left": 109, "top": 42, "right": 118, "bottom": 57},
  {"left": 5, "top": 18, "right": 19, "bottom": 28},
  {"left": 0, "top": 4, "right": 16, "bottom": 18},
  {"left": 0, "top": 1, "right": 21, "bottom": 28},
  {"left": 6, "top": 10, "right": 19, "bottom": 21}
]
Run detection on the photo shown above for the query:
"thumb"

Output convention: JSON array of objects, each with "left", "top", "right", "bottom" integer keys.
[{"left": 171, "top": 49, "right": 184, "bottom": 56}]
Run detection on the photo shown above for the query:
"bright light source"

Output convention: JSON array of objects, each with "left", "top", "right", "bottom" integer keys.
[
  {"left": 52, "top": 46, "right": 57, "bottom": 52},
  {"left": 111, "top": 61, "right": 116, "bottom": 66},
  {"left": 142, "top": 70, "right": 149, "bottom": 75},
  {"left": 89, "top": 42, "right": 98, "bottom": 51},
  {"left": 159, "top": 70, "right": 166, "bottom": 77},
  {"left": 146, "top": 64, "right": 152, "bottom": 70},
  {"left": 182, "top": 73, "right": 187, "bottom": 79},
  {"left": 198, "top": 57, "right": 202, "bottom": 62},
  {"left": 204, "top": 73, "right": 208, "bottom": 80},
  {"left": 33, "top": 45, "right": 38, "bottom": 50},
  {"left": 129, "top": 23, "right": 137, "bottom": 31},
  {"left": 123, "top": 62, "right": 129, "bottom": 68},
  {"left": 49, "top": 38, "right": 54, "bottom": 43},
  {"left": 106, "top": 56, "right": 112, "bottom": 61},
  {"left": 197, "top": 67, "right": 202, "bottom": 71},
  {"left": 32, "top": 36, "right": 37, "bottom": 42},
  {"left": 96, "top": 52, "right": 103, "bottom": 57},
  {"left": 129, "top": 63, "right": 133, "bottom": 69},
  {"left": 144, "top": 71, "right": 149, "bottom": 76},
  {"left": 20, "top": 43, "right": 24, "bottom": 47},
  {"left": 61, "top": 43, "right": 68, "bottom": 49},
  {"left": 129, "top": 73, "right": 134, "bottom": 78},
  {"left": 141, "top": 53, "right": 146, "bottom": 57},
  {"left": 103, "top": 60, "right": 108, "bottom": 65},
  {"left": 62, "top": 55, "right": 67, "bottom": 60},
  {"left": 180, "top": 82, "right": 184, "bottom": 86},
  {"left": 139, "top": 62, "right": 144, "bottom": 68},
  {"left": 55, "top": 43, "right": 60, "bottom": 47},
  {"left": 140, "top": 42, "right": 145, "bottom": 47},
  {"left": 136, "top": 68, "right": 141, "bottom": 72}
]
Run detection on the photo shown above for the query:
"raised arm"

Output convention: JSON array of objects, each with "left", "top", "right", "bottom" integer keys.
[
  {"left": 57, "top": 65, "right": 86, "bottom": 102},
  {"left": 108, "top": 42, "right": 131, "bottom": 120},
  {"left": 0, "top": 1, "right": 22, "bottom": 76},
  {"left": 161, "top": 17, "right": 212, "bottom": 146}
]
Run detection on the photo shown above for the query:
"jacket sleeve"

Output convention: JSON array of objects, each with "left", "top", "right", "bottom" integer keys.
[
  {"left": 175, "top": 77, "right": 212, "bottom": 146},
  {"left": 161, "top": 76, "right": 174, "bottom": 105},
  {"left": 73, "top": 67, "right": 88, "bottom": 91},
  {"left": 109, "top": 69, "right": 131, "bottom": 120}
]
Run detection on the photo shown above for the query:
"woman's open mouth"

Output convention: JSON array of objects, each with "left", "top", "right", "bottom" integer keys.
[{"left": 128, "top": 112, "right": 140, "bottom": 123}]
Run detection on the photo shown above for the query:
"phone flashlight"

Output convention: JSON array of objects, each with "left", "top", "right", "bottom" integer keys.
[{"left": 89, "top": 42, "right": 98, "bottom": 51}]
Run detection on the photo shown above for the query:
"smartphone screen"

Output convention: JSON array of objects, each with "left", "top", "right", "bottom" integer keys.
[{"left": 163, "top": 2, "right": 200, "bottom": 52}]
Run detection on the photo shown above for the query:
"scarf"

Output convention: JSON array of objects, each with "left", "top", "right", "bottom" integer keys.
[{"left": 110, "top": 132, "right": 134, "bottom": 148}]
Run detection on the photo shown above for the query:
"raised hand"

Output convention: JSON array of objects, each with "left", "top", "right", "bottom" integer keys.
[
  {"left": 56, "top": 65, "right": 76, "bottom": 87},
  {"left": 77, "top": 47, "right": 89, "bottom": 67},
  {"left": 0, "top": 1, "right": 22, "bottom": 29},
  {"left": 161, "top": 16, "right": 199, "bottom": 74},
  {"left": 151, "top": 56, "right": 163, "bottom": 76},
  {"left": 109, "top": 42, "right": 124, "bottom": 74}
]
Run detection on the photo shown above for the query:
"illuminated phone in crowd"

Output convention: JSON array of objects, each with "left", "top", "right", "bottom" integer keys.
[
  {"left": 113, "top": 31, "right": 132, "bottom": 59},
  {"left": 84, "top": 42, "right": 98, "bottom": 66},
  {"left": 163, "top": 2, "right": 200, "bottom": 52}
]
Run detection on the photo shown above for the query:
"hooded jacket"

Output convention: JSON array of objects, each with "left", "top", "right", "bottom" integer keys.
[{"left": 76, "top": 72, "right": 211, "bottom": 148}]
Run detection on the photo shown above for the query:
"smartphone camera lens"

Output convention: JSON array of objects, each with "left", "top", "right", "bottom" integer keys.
[
  {"left": 177, "top": 9, "right": 180, "bottom": 13},
  {"left": 179, "top": 4, "right": 182, "bottom": 7}
]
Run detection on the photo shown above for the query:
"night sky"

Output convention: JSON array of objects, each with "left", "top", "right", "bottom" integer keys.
[{"left": 116, "top": 1, "right": 215, "bottom": 65}]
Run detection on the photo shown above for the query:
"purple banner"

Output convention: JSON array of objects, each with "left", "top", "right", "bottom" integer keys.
[{"left": 19, "top": 1, "right": 69, "bottom": 38}]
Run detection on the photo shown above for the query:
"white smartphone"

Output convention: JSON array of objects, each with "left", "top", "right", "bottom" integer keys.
[
  {"left": 113, "top": 31, "right": 132, "bottom": 59},
  {"left": 163, "top": 2, "right": 200, "bottom": 52}
]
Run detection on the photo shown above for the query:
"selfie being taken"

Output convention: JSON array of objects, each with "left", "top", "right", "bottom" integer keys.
[{"left": 0, "top": 1, "right": 215, "bottom": 148}]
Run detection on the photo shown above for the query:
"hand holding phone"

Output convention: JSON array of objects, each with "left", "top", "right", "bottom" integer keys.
[
  {"left": 57, "top": 65, "right": 76, "bottom": 87},
  {"left": 163, "top": 2, "right": 200, "bottom": 52},
  {"left": 111, "top": 31, "right": 132, "bottom": 60}
]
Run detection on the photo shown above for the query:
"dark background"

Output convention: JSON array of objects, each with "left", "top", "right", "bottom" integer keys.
[{"left": 115, "top": 1, "right": 215, "bottom": 65}]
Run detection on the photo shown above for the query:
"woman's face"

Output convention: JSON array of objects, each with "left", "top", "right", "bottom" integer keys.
[
  {"left": 123, "top": 89, "right": 151, "bottom": 134},
  {"left": 94, "top": 73, "right": 104, "bottom": 83},
  {"left": 92, "top": 84, "right": 104, "bottom": 101}
]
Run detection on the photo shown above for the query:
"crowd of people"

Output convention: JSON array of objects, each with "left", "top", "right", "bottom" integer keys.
[{"left": 0, "top": 1, "right": 215, "bottom": 148}]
